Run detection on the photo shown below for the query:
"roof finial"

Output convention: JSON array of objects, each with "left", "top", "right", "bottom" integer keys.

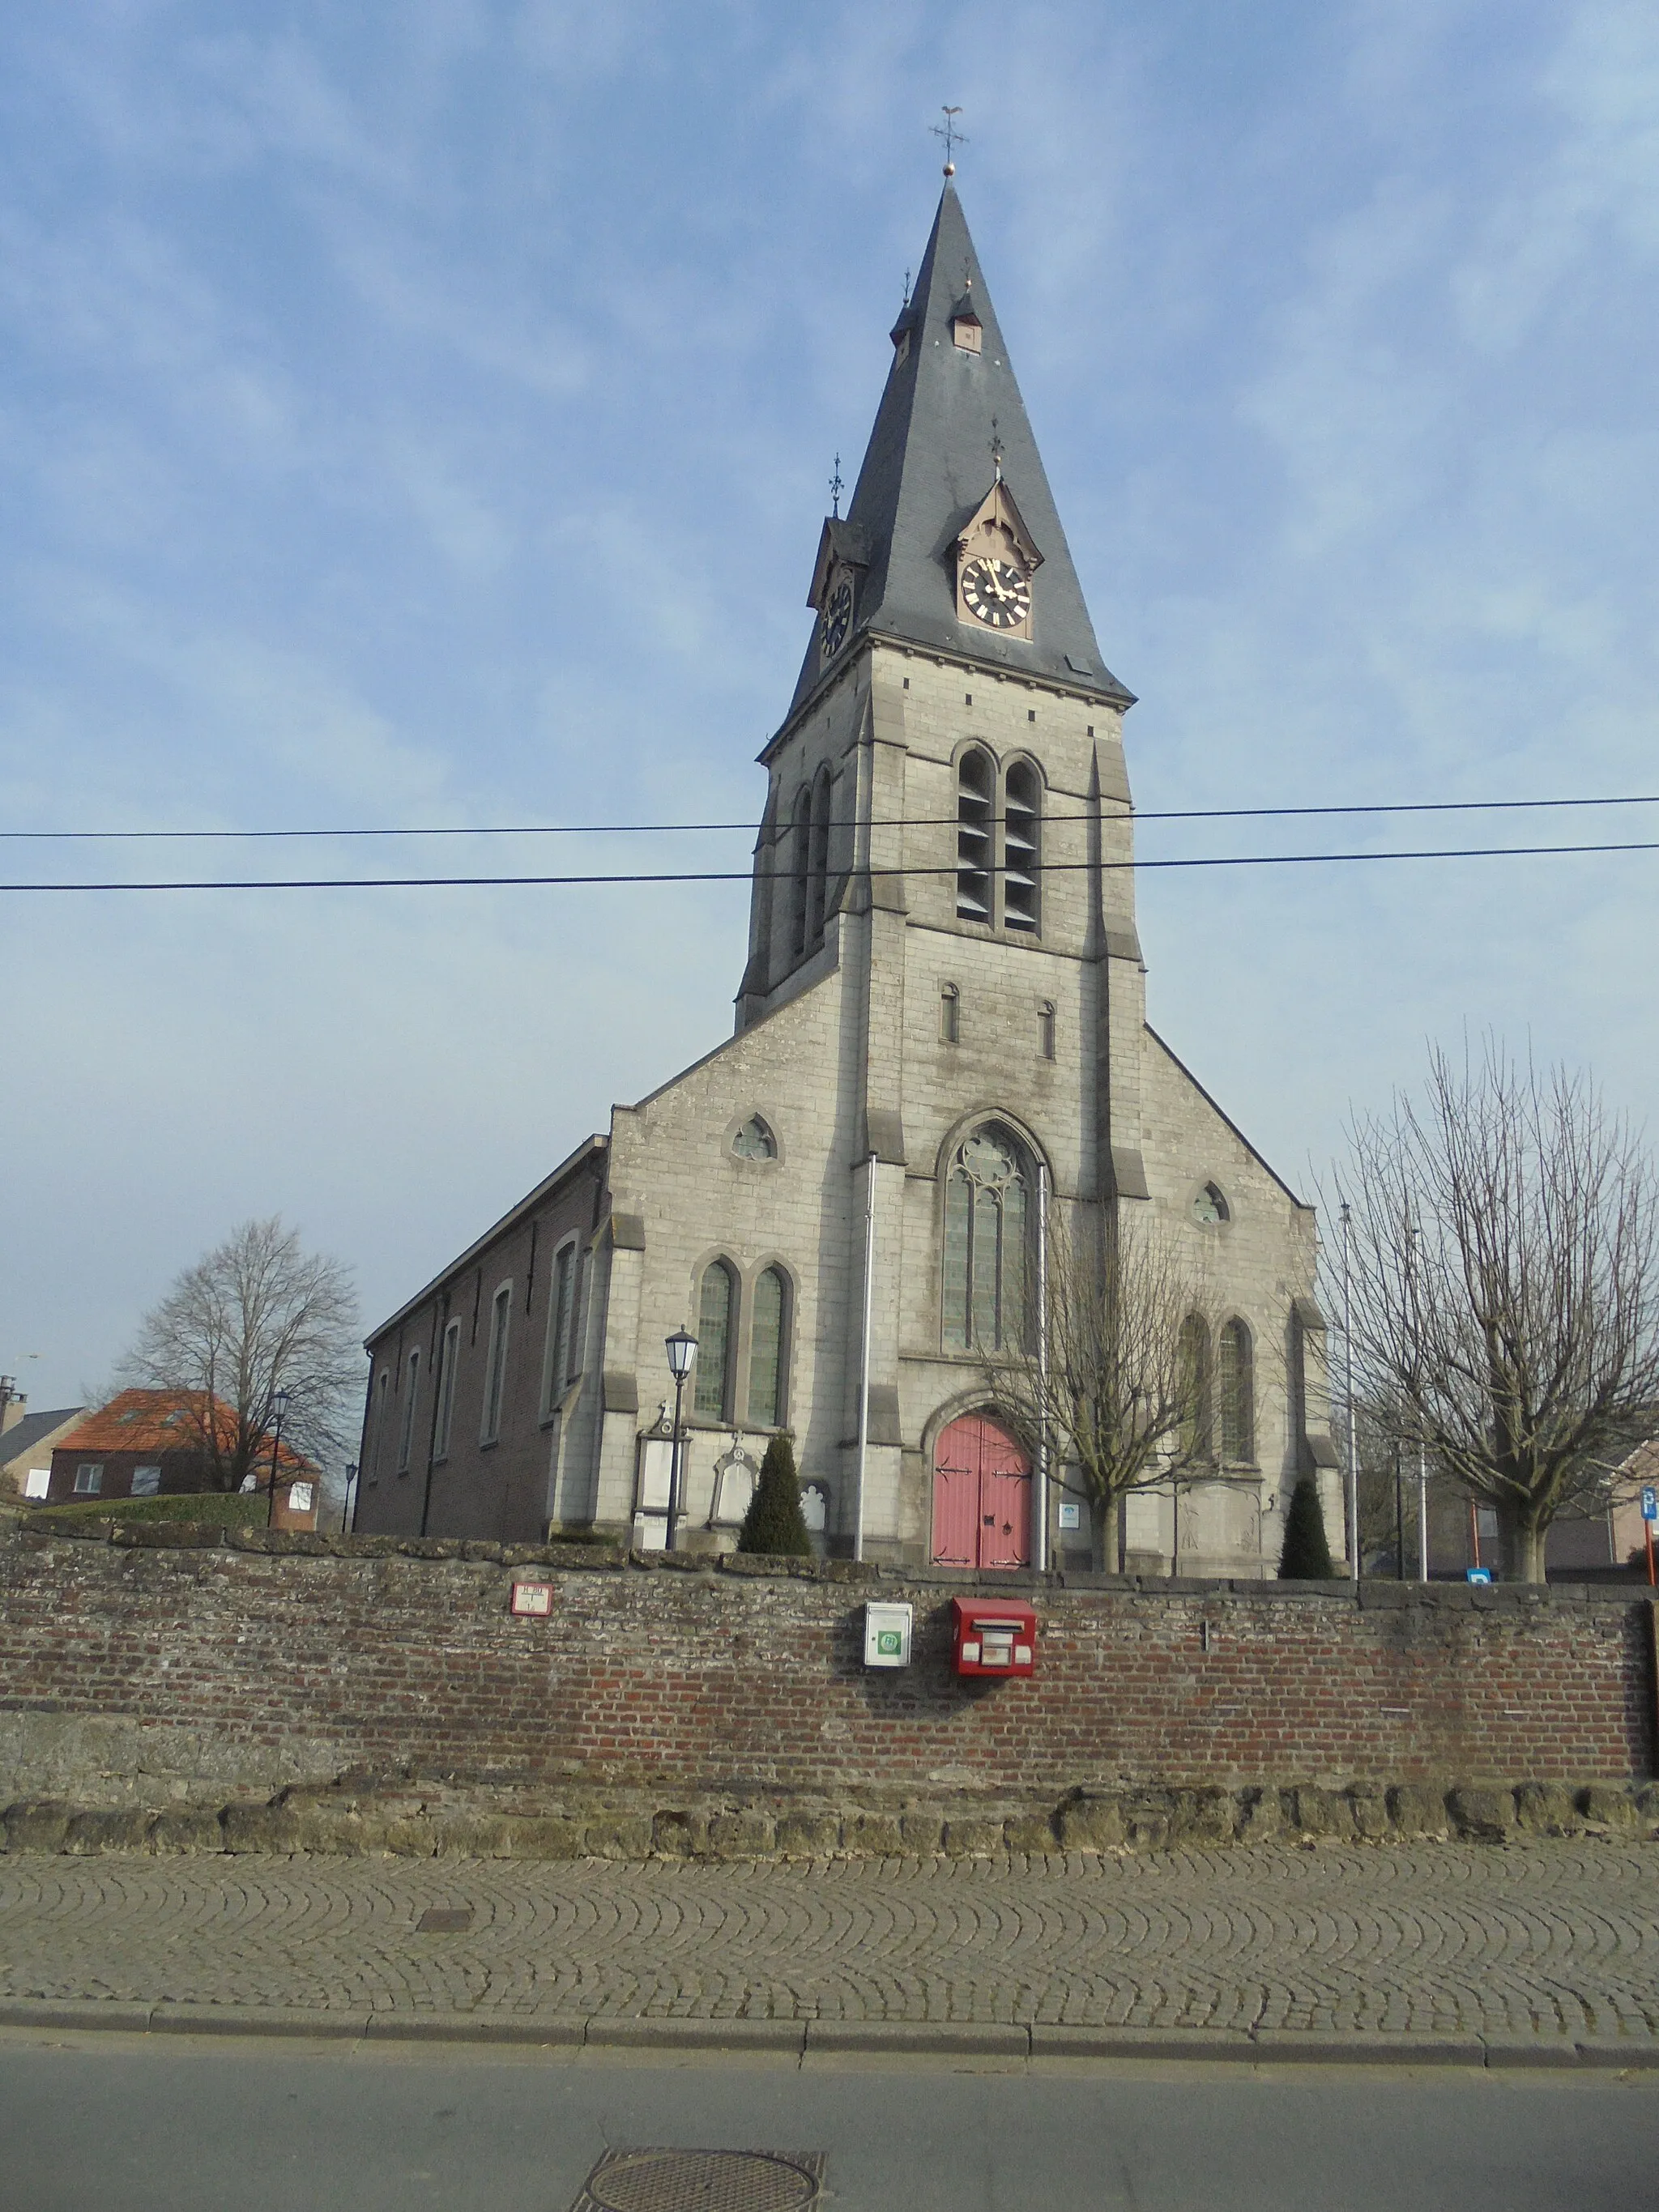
[
  {"left": 829, "top": 453, "right": 844, "bottom": 519},
  {"left": 932, "top": 104, "right": 966, "bottom": 177},
  {"left": 901, "top": 267, "right": 911, "bottom": 309},
  {"left": 990, "top": 417, "right": 1004, "bottom": 482}
]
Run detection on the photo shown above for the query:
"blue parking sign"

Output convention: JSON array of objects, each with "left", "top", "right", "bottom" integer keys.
[{"left": 1642, "top": 1485, "right": 1657, "bottom": 1523}]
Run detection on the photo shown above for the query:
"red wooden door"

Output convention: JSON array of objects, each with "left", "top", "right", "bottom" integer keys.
[{"left": 932, "top": 1414, "right": 1031, "bottom": 1570}]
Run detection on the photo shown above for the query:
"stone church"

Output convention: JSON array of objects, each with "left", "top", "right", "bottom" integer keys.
[{"left": 355, "top": 182, "right": 1337, "bottom": 1576}]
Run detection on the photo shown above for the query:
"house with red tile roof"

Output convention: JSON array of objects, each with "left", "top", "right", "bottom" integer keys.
[{"left": 45, "top": 1388, "right": 320, "bottom": 1528}]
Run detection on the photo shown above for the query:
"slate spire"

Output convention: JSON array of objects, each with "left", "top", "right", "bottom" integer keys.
[{"left": 786, "top": 182, "right": 1130, "bottom": 717}]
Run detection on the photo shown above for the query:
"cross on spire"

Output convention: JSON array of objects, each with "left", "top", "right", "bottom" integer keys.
[
  {"left": 990, "top": 417, "right": 1004, "bottom": 481},
  {"left": 931, "top": 104, "right": 966, "bottom": 177},
  {"left": 829, "top": 453, "right": 843, "bottom": 518}
]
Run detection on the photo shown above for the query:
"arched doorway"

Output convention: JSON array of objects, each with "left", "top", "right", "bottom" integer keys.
[{"left": 932, "top": 1413, "right": 1030, "bottom": 1570}]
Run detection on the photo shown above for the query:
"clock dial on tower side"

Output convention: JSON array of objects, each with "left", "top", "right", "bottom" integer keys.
[
  {"left": 821, "top": 576, "right": 853, "bottom": 657},
  {"left": 960, "top": 555, "right": 1031, "bottom": 631}
]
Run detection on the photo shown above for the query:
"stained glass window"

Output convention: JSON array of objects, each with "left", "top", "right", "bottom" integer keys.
[
  {"left": 695, "top": 1260, "right": 736, "bottom": 1420},
  {"left": 942, "top": 1126, "right": 1030, "bottom": 1353},
  {"left": 1218, "top": 1318, "right": 1254, "bottom": 1463},
  {"left": 747, "top": 1265, "right": 788, "bottom": 1427}
]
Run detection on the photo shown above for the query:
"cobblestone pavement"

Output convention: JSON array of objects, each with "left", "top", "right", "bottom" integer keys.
[{"left": 2, "top": 1842, "right": 1656, "bottom": 2044}]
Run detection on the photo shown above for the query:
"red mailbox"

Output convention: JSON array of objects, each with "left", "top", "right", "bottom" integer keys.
[{"left": 950, "top": 1596, "right": 1038, "bottom": 1679}]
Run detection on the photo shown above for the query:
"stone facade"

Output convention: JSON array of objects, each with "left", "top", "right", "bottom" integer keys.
[{"left": 356, "top": 185, "right": 1334, "bottom": 1571}]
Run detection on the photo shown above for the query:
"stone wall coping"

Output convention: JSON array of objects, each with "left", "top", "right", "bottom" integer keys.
[{"left": 9, "top": 1516, "right": 1650, "bottom": 1613}]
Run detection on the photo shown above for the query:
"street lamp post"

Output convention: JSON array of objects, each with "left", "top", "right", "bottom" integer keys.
[
  {"left": 266, "top": 1387, "right": 291, "bottom": 1529},
  {"left": 663, "top": 1328, "right": 698, "bottom": 1553}
]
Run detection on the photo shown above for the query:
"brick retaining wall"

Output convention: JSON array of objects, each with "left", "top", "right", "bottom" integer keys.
[{"left": 1, "top": 1524, "right": 1653, "bottom": 1809}]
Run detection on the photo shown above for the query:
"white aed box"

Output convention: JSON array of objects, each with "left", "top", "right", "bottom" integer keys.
[{"left": 863, "top": 1600, "right": 914, "bottom": 1669}]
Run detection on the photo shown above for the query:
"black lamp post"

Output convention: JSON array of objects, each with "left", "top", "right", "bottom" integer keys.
[
  {"left": 266, "top": 1387, "right": 291, "bottom": 1528},
  {"left": 663, "top": 1328, "right": 698, "bottom": 1552}
]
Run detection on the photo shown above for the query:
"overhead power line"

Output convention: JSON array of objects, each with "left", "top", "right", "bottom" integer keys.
[
  {"left": 5, "top": 791, "right": 1659, "bottom": 843},
  {"left": 2, "top": 838, "right": 1658, "bottom": 894}
]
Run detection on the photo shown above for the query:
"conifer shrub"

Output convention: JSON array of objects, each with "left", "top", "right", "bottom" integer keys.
[
  {"left": 1277, "top": 1471, "right": 1336, "bottom": 1579},
  {"left": 736, "top": 1432, "right": 812, "bottom": 1557}
]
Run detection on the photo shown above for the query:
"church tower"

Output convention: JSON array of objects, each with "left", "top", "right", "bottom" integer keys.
[{"left": 355, "top": 182, "right": 1335, "bottom": 1578}]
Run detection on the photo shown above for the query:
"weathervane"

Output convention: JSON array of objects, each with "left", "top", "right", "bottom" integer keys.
[
  {"left": 990, "top": 417, "right": 1004, "bottom": 481},
  {"left": 829, "top": 453, "right": 844, "bottom": 518},
  {"left": 932, "top": 104, "right": 966, "bottom": 177}
]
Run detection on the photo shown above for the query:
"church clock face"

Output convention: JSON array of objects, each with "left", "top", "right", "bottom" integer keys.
[
  {"left": 960, "top": 555, "right": 1031, "bottom": 631},
  {"left": 821, "top": 575, "right": 853, "bottom": 656}
]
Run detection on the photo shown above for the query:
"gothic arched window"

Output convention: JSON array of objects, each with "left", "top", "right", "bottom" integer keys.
[
  {"left": 1179, "top": 1313, "right": 1213, "bottom": 1461},
  {"left": 1218, "top": 1318, "right": 1254, "bottom": 1463},
  {"left": 694, "top": 1259, "right": 737, "bottom": 1420},
  {"left": 956, "top": 748, "right": 993, "bottom": 923},
  {"left": 1003, "top": 759, "right": 1040, "bottom": 932},
  {"left": 943, "top": 1124, "right": 1031, "bottom": 1352},
  {"left": 808, "top": 767, "right": 832, "bottom": 942},
  {"left": 746, "top": 1264, "right": 791, "bottom": 1428},
  {"left": 790, "top": 786, "right": 812, "bottom": 958}
]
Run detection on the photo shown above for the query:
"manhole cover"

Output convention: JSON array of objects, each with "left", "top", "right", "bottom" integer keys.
[
  {"left": 574, "top": 2149, "right": 823, "bottom": 2212},
  {"left": 415, "top": 1907, "right": 474, "bottom": 1933}
]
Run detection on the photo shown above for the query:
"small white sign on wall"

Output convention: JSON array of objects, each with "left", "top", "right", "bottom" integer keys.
[
  {"left": 1057, "top": 1501, "right": 1081, "bottom": 1531},
  {"left": 863, "top": 1600, "right": 913, "bottom": 1669}
]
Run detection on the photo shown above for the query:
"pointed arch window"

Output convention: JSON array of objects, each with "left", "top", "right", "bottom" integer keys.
[
  {"left": 481, "top": 1285, "right": 511, "bottom": 1445},
  {"left": 396, "top": 1347, "right": 421, "bottom": 1473},
  {"left": 956, "top": 749, "right": 993, "bottom": 923},
  {"left": 790, "top": 786, "right": 812, "bottom": 958},
  {"left": 747, "top": 1265, "right": 791, "bottom": 1428},
  {"left": 1179, "top": 1314, "right": 1213, "bottom": 1462},
  {"left": 1003, "top": 760, "right": 1040, "bottom": 931},
  {"left": 808, "top": 768, "right": 832, "bottom": 942},
  {"left": 1218, "top": 1319, "right": 1255, "bottom": 1464},
  {"left": 943, "top": 1124, "right": 1031, "bottom": 1353},
  {"left": 694, "top": 1259, "right": 738, "bottom": 1420}
]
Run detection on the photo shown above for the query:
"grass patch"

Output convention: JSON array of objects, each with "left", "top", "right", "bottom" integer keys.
[{"left": 23, "top": 1490, "right": 275, "bottom": 1529}]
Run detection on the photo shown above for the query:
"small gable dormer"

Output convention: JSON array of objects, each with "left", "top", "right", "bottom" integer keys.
[
  {"left": 950, "top": 275, "right": 983, "bottom": 354},
  {"left": 953, "top": 477, "right": 1043, "bottom": 641}
]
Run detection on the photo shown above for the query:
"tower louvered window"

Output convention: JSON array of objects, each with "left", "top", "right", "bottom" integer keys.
[
  {"left": 1004, "top": 761, "right": 1040, "bottom": 931},
  {"left": 943, "top": 1125, "right": 1031, "bottom": 1353},
  {"left": 956, "top": 749, "right": 992, "bottom": 923}
]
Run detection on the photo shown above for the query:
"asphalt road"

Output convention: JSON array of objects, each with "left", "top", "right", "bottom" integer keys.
[{"left": 1, "top": 2031, "right": 1655, "bottom": 2212}]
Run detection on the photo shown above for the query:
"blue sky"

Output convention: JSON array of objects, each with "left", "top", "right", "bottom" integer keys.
[{"left": 3, "top": 1, "right": 1657, "bottom": 1433}]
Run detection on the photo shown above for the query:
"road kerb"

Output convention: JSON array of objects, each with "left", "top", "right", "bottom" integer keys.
[
  {"left": 1030, "top": 2024, "right": 1256, "bottom": 2061},
  {"left": 805, "top": 2019, "right": 1030, "bottom": 2056},
  {"left": 0, "top": 1999, "right": 154, "bottom": 2034},
  {"left": 365, "top": 2012, "right": 585, "bottom": 2047},
  {"left": 586, "top": 2017, "right": 808, "bottom": 2054},
  {"left": 1576, "top": 2039, "right": 1659, "bottom": 2069},
  {"left": 1250, "top": 2029, "right": 1486, "bottom": 2066},
  {"left": 1480, "top": 2036, "right": 1582, "bottom": 2069},
  {"left": 148, "top": 2002, "right": 372, "bottom": 2038}
]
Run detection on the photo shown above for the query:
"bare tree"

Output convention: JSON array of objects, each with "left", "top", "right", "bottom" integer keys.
[
  {"left": 120, "top": 1217, "right": 362, "bottom": 1497},
  {"left": 1335, "top": 1040, "right": 1659, "bottom": 1583},
  {"left": 983, "top": 1200, "right": 1222, "bottom": 1569}
]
